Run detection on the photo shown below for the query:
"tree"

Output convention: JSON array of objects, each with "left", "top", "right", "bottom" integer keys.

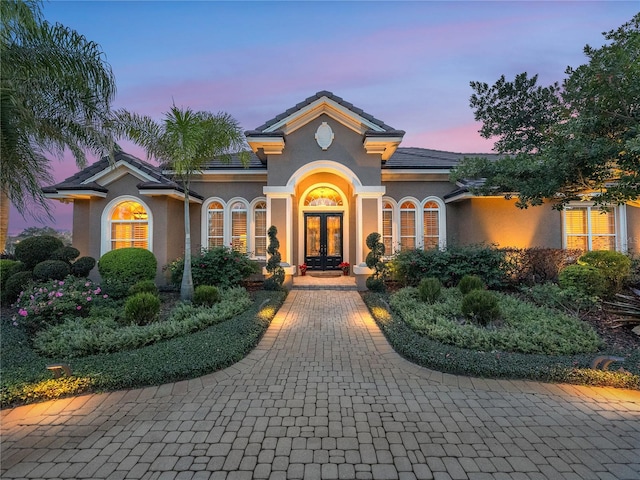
[
  {"left": 114, "top": 106, "right": 248, "bottom": 300},
  {"left": 452, "top": 14, "right": 639, "bottom": 210},
  {"left": 0, "top": 0, "right": 117, "bottom": 251}
]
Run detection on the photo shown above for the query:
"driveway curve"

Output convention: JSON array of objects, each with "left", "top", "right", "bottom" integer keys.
[{"left": 2, "top": 290, "right": 639, "bottom": 480}]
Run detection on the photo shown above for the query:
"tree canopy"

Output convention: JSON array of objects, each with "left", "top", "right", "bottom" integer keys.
[
  {"left": 0, "top": 0, "right": 116, "bottom": 250},
  {"left": 451, "top": 13, "right": 639, "bottom": 209}
]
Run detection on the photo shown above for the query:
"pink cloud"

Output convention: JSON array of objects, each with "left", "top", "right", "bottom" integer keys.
[{"left": 405, "top": 123, "right": 496, "bottom": 154}]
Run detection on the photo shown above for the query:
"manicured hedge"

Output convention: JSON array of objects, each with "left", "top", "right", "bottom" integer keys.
[
  {"left": 364, "top": 292, "right": 639, "bottom": 389},
  {"left": 0, "top": 291, "right": 286, "bottom": 408}
]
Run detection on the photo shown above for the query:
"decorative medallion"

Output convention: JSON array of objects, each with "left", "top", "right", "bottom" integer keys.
[{"left": 315, "top": 122, "right": 334, "bottom": 150}]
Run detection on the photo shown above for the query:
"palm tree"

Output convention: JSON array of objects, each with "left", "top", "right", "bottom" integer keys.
[
  {"left": 0, "top": 0, "right": 116, "bottom": 252},
  {"left": 114, "top": 106, "right": 248, "bottom": 300}
]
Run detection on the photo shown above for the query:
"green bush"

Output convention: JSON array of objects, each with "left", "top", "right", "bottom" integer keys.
[
  {"left": 391, "top": 244, "right": 506, "bottom": 288},
  {"left": 14, "top": 235, "right": 64, "bottom": 269},
  {"left": 458, "top": 275, "right": 485, "bottom": 294},
  {"left": 461, "top": 289, "right": 500, "bottom": 326},
  {"left": 50, "top": 246, "right": 80, "bottom": 264},
  {"left": 501, "top": 247, "right": 581, "bottom": 286},
  {"left": 264, "top": 226, "right": 284, "bottom": 290},
  {"left": 4, "top": 271, "right": 33, "bottom": 304},
  {"left": 0, "top": 260, "right": 24, "bottom": 293},
  {"left": 98, "top": 248, "right": 157, "bottom": 287},
  {"left": 559, "top": 264, "right": 608, "bottom": 298},
  {"left": 418, "top": 277, "right": 441, "bottom": 304},
  {"left": 578, "top": 250, "right": 631, "bottom": 294},
  {"left": 193, "top": 285, "right": 220, "bottom": 306},
  {"left": 366, "top": 277, "right": 386, "bottom": 292},
  {"left": 128, "top": 279, "right": 159, "bottom": 297},
  {"left": 522, "top": 283, "right": 599, "bottom": 318},
  {"left": 167, "top": 246, "right": 260, "bottom": 290},
  {"left": 33, "top": 260, "right": 71, "bottom": 281},
  {"left": 124, "top": 292, "right": 161, "bottom": 325},
  {"left": 71, "top": 256, "right": 96, "bottom": 277}
]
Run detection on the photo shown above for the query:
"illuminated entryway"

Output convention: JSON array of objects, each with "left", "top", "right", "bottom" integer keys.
[{"left": 304, "top": 213, "right": 343, "bottom": 270}]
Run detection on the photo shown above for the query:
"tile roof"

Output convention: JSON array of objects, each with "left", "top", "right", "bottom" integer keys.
[
  {"left": 385, "top": 147, "right": 500, "bottom": 169},
  {"left": 247, "top": 90, "right": 402, "bottom": 134}
]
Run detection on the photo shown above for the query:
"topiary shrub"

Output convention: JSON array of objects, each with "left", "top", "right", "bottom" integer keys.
[
  {"left": 418, "top": 277, "right": 442, "bottom": 304},
  {"left": 50, "top": 246, "right": 80, "bottom": 264},
  {"left": 264, "top": 225, "right": 285, "bottom": 291},
  {"left": 559, "top": 264, "right": 608, "bottom": 298},
  {"left": 98, "top": 248, "right": 157, "bottom": 286},
  {"left": 458, "top": 275, "right": 485, "bottom": 295},
  {"left": 3, "top": 271, "right": 33, "bottom": 304},
  {"left": 128, "top": 279, "right": 159, "bottom": 297},
  {"left": 33, "top": 260, "right": 71, "bottom": 281},
  {"left": 366, "top": 277, "right": 386, "bottom": 293},
  {"left": 71, "top": 256, "right": 96, "bottom": 277},
  {"left": 461, "top": 289, "right": 500, "bottom": 326},
  {"left": 366, "top": 232, "right": 387, "bottom": 292},
  {"left": 14, "top": 235, "right": 64, "bottom": 269},
  {"left": 124, "top": 292, "right": 161, "bottom": 325},
  {"left": 0, "top": 260, "right": 24, "bottom": 293},
  {"left": 578, "top": 250, "right": 631, "bottom": 294},
  {"left": 193, "top": 285, "right": 220, "bottom": 306}
]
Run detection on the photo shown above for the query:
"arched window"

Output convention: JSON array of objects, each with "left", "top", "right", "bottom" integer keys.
[
  {"left": 423, "top": 201, "right": 440, "bottom": 249},
  {"left": 304, "top": 186, "right": 343, "bottom": 206},
  {"left": 230, "top": 201, "right": 248, "bottom": 253},
  {"left": 207, "top": 201, "right": 224, "bottom": 248},
  {"left": 399, "top": 201, "right": 417, "bottom": 250},
  {"left": 253, "top": 201, "right": 267, "bottom": 259},
  {"left": 109, "top": 200, "right": 149, "bottom": 250},
  {"left": 382, "top": 200, "right": 394, "bottom": 256}
]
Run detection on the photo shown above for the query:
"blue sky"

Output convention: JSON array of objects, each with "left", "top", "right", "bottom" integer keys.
[{"left": 10, "top": 0, "right": 638, "bottom": 235}]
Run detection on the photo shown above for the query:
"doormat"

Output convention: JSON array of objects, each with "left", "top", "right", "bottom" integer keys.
[{"left": 308, "top": 271, "right": 342, "bottom": 278}]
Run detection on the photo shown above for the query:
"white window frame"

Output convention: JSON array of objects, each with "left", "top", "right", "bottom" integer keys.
[
  {"left": 563, "top": 202, "right": 626, "bottom": 252},
  {"left": 421, "top": 197, "right": 446, "bottom": 250},
  {"left": 202, "top": 198, "right": 226, "bottom": 249},
  {"left": 398, "top": 197, "right": 419, "bottom": 251},
  {"left": 251, "top": 198, "right": 268, "bottom": 260},
  {"left": 101, "top": 195, "right": 153, "bottom": 256},
  {"left": 228, "top": 198, "right": 249, "bottom": 254},
  {"left": 381, "top": 197, "right": 397, "bottom": 257}
]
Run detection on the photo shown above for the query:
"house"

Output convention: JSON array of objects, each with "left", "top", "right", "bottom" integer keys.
[{"left": 44, "top": 91, "right": 640, "bottom": 288}]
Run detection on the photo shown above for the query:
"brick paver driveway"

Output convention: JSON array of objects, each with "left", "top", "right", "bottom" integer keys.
[{"left": 2, "top": 289, "right": 639, "bottom": 480}]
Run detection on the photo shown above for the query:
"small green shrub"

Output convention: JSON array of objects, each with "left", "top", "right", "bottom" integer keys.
[
  {"left": 501, "top": 247, "right": 581, "bottom": 286},
  {"left": 193, "top": 285, "right": 220, "bottom": 306},
  {"left": 461, "top": 289, "right": 500, "bottom": 326},
  {"left": 100, "top": 277, "right": 132, "bottom": 300},
  {"left": 1, "top": 260, "right": 24, "bottom": 293},
  {"left": 71, "top": 256, "right": 96, "bottom": 277},
  {"left": 264, "top": 226, "right": 284, "bottom": 290},
  {"left": 33, "top": 260, "right": 71, "bottom": 281},
  {"left": 50, "top": 246, "right": 80, "bottom": 264},
  {"left": 124, "top": 292, "right": 161, "bottom": 325},
  {"left": 458, "top": 275, "right": 485, "bottom": 295},
  {"left": 418, "top": 277, "right": 441, "bottom": 304},
  {"left": 128, "top": 280, "right": 159, "bottom": 297},
  {"left": 168, "top": 246, "right": 260, "bottom": 290},
  {"left": 4, "top": 271, "right": 33, "bottom": 304},
  {"left": 559, "top": 264, "right": 608, "bottom": 298},
  {"left": 14, "top": 235, "right": 64, "bottom": 269},
  {"left": 366, "top": 277, "right": 386, "bottom": 292},
  {"left": 578, "top": 250, "right": 631, "bottom": 294},
  {"left": 98, "top": 248, "right": 157, "bottom": 285},
  {"left": 522, "top": 283, "right": 599, "bottom": 318}
]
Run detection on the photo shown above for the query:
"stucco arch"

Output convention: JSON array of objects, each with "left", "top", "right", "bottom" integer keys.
[{"left": 286, "top": 160, "right": 363, "bottom": 189}]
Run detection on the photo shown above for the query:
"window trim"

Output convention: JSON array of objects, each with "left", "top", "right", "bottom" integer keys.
[
  {"left": 562, "top": 202, "right": 626, "bottom": 252},
  {"left": 250, "top": 197, "right": 268, "bottom": 260},
  {"left": 421, "top": 196, "right": 446, "bottom": 250},
  {"left": 202, "top": 197, "right": 226, "bottom": 249},
  {"left": 398, "top": 197, "right": 419, "bottom": 251},
  {"left": 101, "top": 196, "right": 153, "bottom": 256}
]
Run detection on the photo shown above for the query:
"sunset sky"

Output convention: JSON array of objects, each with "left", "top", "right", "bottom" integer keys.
[{"left": 9, "top": 0, "right": 638, "bottom": 235}]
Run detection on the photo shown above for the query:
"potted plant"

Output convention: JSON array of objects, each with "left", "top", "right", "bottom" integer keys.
[
  {"left": 339, "top": 261, "right": 350, "bottom": 276},
  {"left": 298, "top": 263, "right": 308, "bottom": 276}
]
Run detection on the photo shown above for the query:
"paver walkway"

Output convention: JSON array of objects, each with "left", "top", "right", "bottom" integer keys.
[{"left": 2, "top": 289, "right": 639, "bottom": 480}]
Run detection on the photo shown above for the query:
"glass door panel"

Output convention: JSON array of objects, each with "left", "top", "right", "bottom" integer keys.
[{"left": 304, "top": 213, "right": 343, "bottom": 270}]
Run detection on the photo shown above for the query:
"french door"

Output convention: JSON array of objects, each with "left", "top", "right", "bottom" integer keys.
[{"left": 304, "top": 213, "right": 343, "bottom": 270}]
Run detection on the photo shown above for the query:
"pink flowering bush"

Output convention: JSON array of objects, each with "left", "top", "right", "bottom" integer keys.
[{"left": 12, "top": 276, "right": 108, "bottom": 335}]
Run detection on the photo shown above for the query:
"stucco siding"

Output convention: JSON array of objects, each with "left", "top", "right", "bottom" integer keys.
[
  {"left": 383, "top": 181, "right": 454, "bottom": 202},
  {"left": 448, "top": 198, "right": 562, "bottom": 249}
]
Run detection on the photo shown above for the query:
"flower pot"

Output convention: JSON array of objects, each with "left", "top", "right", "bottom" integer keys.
[{"left": 342, "top": 269, "right": 349, "bottom": 276}]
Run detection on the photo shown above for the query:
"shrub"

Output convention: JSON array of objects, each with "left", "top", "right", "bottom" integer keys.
[
  {"left": 128, "top": 280, "right": 159, "bottom": 297},
  {"left": 578, "top": 250, "right": 631, "bottom": 294},
  {"left": 50, "top": 246, "right": 80, "bottom": 264},
  {"left": 458, "top": 275, "right": 485, "bottom": 294},
  {"left": 501, "top": 247, "right": 581, "bottom": 286},
  {"left": 193, "top": 285, "right": 220, "bottom": 306},
  {"left": 4, "top": 271, "right": 33, "bottom": 304},
  {"left": 264, "top": 226, "right": 284, "bottom": 290},
  {"left": 12, "top": 277, "right": 105, "bottom": 334},
  {"left": 33, "top": 260, "right": 71, "bottom": 281},
  {"left": 391, "top": 244, "right": 506, "bottom": 288},
  {"left": 14, "top": 235, "right": 64, "bottom": 269},
  {"left": 418, "top": 277, "right": 441, "bottom": 304},
  {"left": 124, "top": 292, "right": 161, "bottom": 325},
  {"left": 167, "top": 246, "right": 259, "bottom": 290},
  {"left": 98, "top": 248, "right": 157, "bottom": 287},
  {"left": 71, "top": 256, "right": 96, "bottom": 277},
  {"left": 0, "top": 260, "right": 24, "bottom": 293},
  {"left": 100, "top": 277, "right": 133, "bottom": 300},
  {"left": 366, "top": 232, "right": 387, "bottom": 284},
  {"left": 461, "top": 289, "right": 500, "bottom": 326},
  {"left": 366, "top": 277, "right": 386, "bottom": 293},
  {"left": 523, "top": 283, "right": 599, "bottom": 318},
  {"left": 559, "top": 264, "right": 608, "bottom": 298}
]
